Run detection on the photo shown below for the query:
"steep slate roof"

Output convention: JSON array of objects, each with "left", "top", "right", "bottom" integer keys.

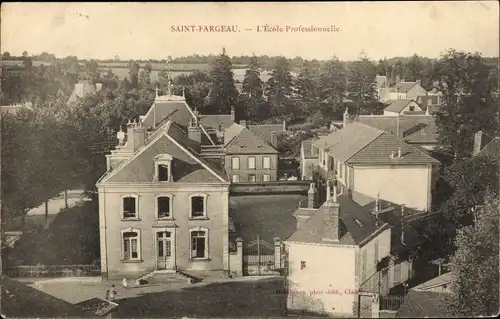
[
  {"left": 286, "top": 194, "right": 422, "bottom": 250},
  {"left": 384, "top": 99, "right": 416, "bottom": 113},
  {"left": 142, "top": 100, "right": 194, "bottom": 129},
  {"left": 99, "top": 121, "right": 228, "bottom": 184},
  {"left": 67, "top": 81, "right": 96, "bottom": 106},
  {"left": 477, "top": 137, "right": 499, "bottom": 159},
  {"left": 313, "top": 122, "right": 439, "bottom": 165},
  {"left": 396, "top": 290, "right": 452, "bottom": 318},
  {"left": 1, "top": 275, "right": 95, "bottom": 318},
  {"left": 223, "top": 123, "right": 246, "bottom": 147},
  {"left": 225, "top": 125, "right": 278, "bottom": 155},
  {"left": 199, "top": 114, "right": 234, "bottom": 130},
  {"left": 248, "top": 124, "right": 284, "bottom": 145},
  {"left": 356, "top": 115, "right": 438, "bottom": 145}
]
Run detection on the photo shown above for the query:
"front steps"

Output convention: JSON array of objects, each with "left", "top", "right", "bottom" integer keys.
[{"left": 135, "top": 269, "right": 203, "bottom": 285}]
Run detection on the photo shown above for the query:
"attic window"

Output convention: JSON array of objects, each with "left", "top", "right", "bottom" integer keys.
[
  {"left": 240, "top": 145, "right": 247, "bottom": 149},
  {"left": 257, "top": 145, "right": 262, "bottom": 148},
  {"left": 154, "top": 154, "right": 173, "bottom": 182},
  {"left": 354, "top": 218, "right": 364, "bottom": 228},
  {"left": 421, "top": 129, "right": 426, "bottom": 135}
]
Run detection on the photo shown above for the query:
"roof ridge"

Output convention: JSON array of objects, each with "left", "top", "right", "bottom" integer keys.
[{"left": 344, "top": 128, "right": 385, "bottom": 162}]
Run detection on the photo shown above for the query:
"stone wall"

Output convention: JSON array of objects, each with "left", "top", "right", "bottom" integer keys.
[{"left": 230, "top": 181, "right": 310, "bottom": 195}]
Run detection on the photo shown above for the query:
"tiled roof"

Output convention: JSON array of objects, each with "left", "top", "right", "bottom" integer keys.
[
  {"left": 142, "top": 100, "right": 193, "bottom": 129},
  {"left": 393, "top": 82, "right": 417, "bottom": 93},
  {"left": 395, "top": 290, "right": 452, "bottom": 318},
  {"left": 384, "top": 99, "right": 415, "bottom": 113},
  {"left": 248, "top": 124, "right": 284, "bottom": 145},
  {"left": 100, "top": 121, "right": 228, "bottom": 184},
  {"left": 356, "top": 115, "right": 438, "bottom": 145},
  {"left": 286, "top": 193, "right": 423, "bottom": 249},
  {"left": 1, "top": 275, "right": 95, "bottom": 318},
  {"left": 199, "top": 114, "right": 234, "bottom": 130},
  {"left": 477, "top": 137, "right": 499, "bottom": 159},
  {"left": 313, "top": 122, "right": 383, "bottom": 162},
  {"left": 348, "top": 131, "right": 439, "bottom": 165},
  {"left": 225, "top": 125, "right": 278, "bottom": 154}
]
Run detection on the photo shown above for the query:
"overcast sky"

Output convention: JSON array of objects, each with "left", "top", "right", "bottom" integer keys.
[{"left": 2, "top": 2, "right": 498, "bottom": 61}]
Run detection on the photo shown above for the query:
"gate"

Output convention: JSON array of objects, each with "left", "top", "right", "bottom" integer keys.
[{"left": 243, "top": 235, "right": 276, "bottom": 276}]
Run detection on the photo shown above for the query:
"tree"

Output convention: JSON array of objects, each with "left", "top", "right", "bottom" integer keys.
[
  {"left": 432, "top": 50, "right": 498, "bottom": 160},
  {"left": 240, "top": 55, "right": 264, "bottom": 120},
  {"left": 22, "top": 51, "right": 28, "bottom": 58},
  {"left": 127, "top": 61, "right": 140, "bottom": 90},
  {"left": 317, "top": 57, "right": 347, "bottom": 116},
  {"left": 3, "top": 51, "right": 11, "bottom": 58},
  {"left": 447, "top": 193, "right": 499, "bottom": 317},
  {"left": 376, "top": 58, "right": 389, "bottom": 76},
  {"left": 402, "top": 54, "right": 425, "bottom": 82},
  {"left": 294, "top": 60, "right": 320, "bottom": 117},
  {"left": 347, "top": 54, "right": 378, "bottom": 114},
  {"left": 264, "top": 56, "right": 295, "bottom": 119},
  {"left": 139, "top": 61, "right": 152, "bottom": 88},
  {"left": 205, "top": 48, "right": 239, "bottom": 115}
]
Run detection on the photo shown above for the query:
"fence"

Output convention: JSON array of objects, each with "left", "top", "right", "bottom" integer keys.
[
  {"left": 379, "top": 295, "right": 405, "bottom": 311},
  {"left": 4, "top": 264, "right": 100, "bottom": 278},
  {"left": 230, "top": 180, "right": 310, "bottom": 195}
]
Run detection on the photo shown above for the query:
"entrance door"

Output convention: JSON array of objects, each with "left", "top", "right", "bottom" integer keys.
[{"left": 156, "top": 231, "right": 175, "bottom": 270}]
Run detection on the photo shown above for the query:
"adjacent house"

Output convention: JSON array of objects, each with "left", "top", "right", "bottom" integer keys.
[
  {"left": 473, "top": 130, "right": 499, "bottom": 159},
  {"left": 224, "top": 122, "right": 279, "bottom": 183},
  {"left": 67, "top": 80, "right": 102, "bottom": 106},
  {"left": 396, "top": 272, "right": 453, "bottom": 318},
  {"left": 285, "top": 183, "right": 424, "bottom": 317},
  {"left": 1, "top": 102, "right": 33, "bottom": 115},
  {"left": 383, "top": 100, "right": 423, "bottom": 116},
  {"left": 375, "top": 76, "right": 428, "bottom": 103},
  {"left": 96, "top": 112, "right": 231, "bottom": 279},
  {"left": 310, "top": 119, "right": 440, "bottom": 211}
]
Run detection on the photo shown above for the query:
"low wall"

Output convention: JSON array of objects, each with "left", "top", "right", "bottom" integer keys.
[{"left": 230, "top": 181, "right": 310, "bottom": 195}]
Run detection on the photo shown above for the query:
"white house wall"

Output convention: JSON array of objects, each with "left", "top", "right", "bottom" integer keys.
[{"left": 352, "top": 165, "right": 432, "bottom": 211}]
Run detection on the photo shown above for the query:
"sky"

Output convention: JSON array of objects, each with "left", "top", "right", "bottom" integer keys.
[{"left": 1, "top": 2, "right": 499, "bottom": 61}]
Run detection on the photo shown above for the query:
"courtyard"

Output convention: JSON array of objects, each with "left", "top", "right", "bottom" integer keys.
[{"left": 229, "top": 194, "right": 306, "bottom": 244}]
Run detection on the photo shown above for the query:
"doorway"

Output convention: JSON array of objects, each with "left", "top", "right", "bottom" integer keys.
[{"left": 156, "top": 230, "right": 175, "bottom": 270}]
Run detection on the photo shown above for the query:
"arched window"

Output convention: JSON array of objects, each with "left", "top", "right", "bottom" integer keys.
[
  {"left": 189, "top": 227, "right": 209, "bottom": 259},
  {"left": 121, "top": 195, "right": 139, "bottom": 220},
  {"left": 189, "top": 194, "right": 208, "bottom": 219},
  {"left": 155, "top": 194, "right": 174, "bottom": 219},
  {"left": 121, "top": 228, "right": 141, "bottom": 261},
  {"left": 154, "top": 154, "right": 173, "bottom": 182}
]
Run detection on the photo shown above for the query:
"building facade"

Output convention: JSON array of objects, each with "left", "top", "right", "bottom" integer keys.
[{"left": 97, "top": 106, "right": 231, "bottom": 279}]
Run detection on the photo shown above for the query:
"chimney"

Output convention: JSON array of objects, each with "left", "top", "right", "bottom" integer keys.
[
  {"left": 323, "top": 185, "right": 340, "bottom": 242},
  {"left": 117, "top": 126, "right": 126, "bottom": 146},
  {"left": 216, "top": 124, "right": 224, "bottom": 144},
  {"left": 396, "top": 115, "right": 401, "bottom": 138},
  {"left": 95, "top": 83, "right": 103, "bottom": 92},
  {"left": 129, "top": 119, "right": 146, "bottom": 152},
  {"left": 308, "top": 183, "right": 317, "bottom": 209},
  {"left": 473, "top": 130, "right": 483, "bottom": 156},
  {"left": 396, "top": 75, "right": 401, "bottom": 84},
  {"left": 343, "top": 107, "right": 349, "bottom": 128},
  {"left": 397, "top": 147, "right": 402, "bottom": 158},
  {"left": 283, "top": 120, "right": 287, "bottom": 132},
  {"left": 188, "top": 117, "right": 202, "bottom": 144},
  {"left": 239, "top": 120, "right": 247, "bottom": 127},
  {"left": 416, "top": 80, "right": 421, "bottom": 86},
  {"left": 326, "top": 179, "right": 331, "bottom": 201},
  {"left": 230, "top": 106, "right": 235, "bottom": 121}
]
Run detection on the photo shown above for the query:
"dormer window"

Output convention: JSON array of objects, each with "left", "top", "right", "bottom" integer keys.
[{"left": 154, "top": 154, "right": 173, "bottom": 182}]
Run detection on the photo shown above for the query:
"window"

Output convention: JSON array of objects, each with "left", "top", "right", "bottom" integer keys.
[
  {"left": 122, "top": 229, "right": 140, "bottom": 261},
  {"left": 248, "top": 157, "right": 256, "bottom": 170},
  {"left": 263, "top": 174, "right": 271, "bottom": 182},
  {"left": 409, "top": 105, "right": 415, "bottom": 112},
  {"left": 329, "top": 156, "right": 334, "bottom": 171},
  {"left": 190, "top": 228, "right": 208, "bottom": 259},
  {"left": 122, "top": 195, "right": 138, "bottom": 219},
  {"left": 263, "top": 156, "right": 271, "bottom": 169},
  {"left": 154, "top": 154, "right": 173, "bottom": 182},
  {"left": 232, "top": 174, "right": 240, "bottom": 183},
  {"left": 231, "top": 157, "right": 240, "bottom": 170},
  {"left": 156, "top": 195, "right": 172, "bottom": 219},
  {"left": 374, "top": 240, "right": 379, "bottom": 268},
  {"left": 322, "top": 151, "right": 326, "bottom": 166},
  {"left": 190, "top": 194, "right": 207, "bottom": 218},
  {"left": 301, "top": 261, "right": 306, "bottom": 269},
  {"left": 158, "top": 164, "right": 170, "bottom": 181},
  {"left": 249, "top": 174, "right": 256, "bottom": 182}
]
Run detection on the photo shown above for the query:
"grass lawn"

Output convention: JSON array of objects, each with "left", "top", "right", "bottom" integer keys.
[
  {"left": 230, "top": 194, "right": 306, "bottom": 244},
  {"left": 114, "top": 277, "right": 285, "bottom": 318}
]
